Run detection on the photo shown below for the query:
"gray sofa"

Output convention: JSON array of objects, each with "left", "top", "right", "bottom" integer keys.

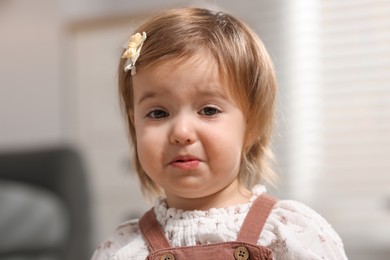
[{"left": 0, "top": 147, "right": 91, "bottom": 260}]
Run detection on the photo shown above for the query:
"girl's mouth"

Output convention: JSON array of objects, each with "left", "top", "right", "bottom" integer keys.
[{"left": 169, "top": 156, "right": 201, "bottom": 170}]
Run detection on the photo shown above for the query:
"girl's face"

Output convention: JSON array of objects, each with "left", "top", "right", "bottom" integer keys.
[{"left": 131, "top": 56, "right": 250, "bottom": 210}]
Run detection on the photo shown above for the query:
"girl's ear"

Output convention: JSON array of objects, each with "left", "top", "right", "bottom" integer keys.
[{"left": 243, "top": 122, "right": 254, "bottom": 150}]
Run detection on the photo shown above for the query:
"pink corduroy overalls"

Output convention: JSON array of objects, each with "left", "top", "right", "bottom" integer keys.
[{"left": 139, "top": 194, "right": 277, "bottom": 260}]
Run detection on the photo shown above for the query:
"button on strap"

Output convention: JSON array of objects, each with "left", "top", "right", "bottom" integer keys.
[
  {"left": 234, "top": 246, "right": 249, "bottom": 260},
  {"left": 160, "top": 252, "right": 175, "bottom": 260}
]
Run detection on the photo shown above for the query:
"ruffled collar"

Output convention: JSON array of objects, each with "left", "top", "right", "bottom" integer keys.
[{"left": 154, "top": 185, "right": 267, "bottom": 227}]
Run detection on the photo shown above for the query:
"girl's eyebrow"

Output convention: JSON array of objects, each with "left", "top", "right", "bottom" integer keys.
[
  {"left": 199, "top": 89, "right": 228, "bottom": 98},
  {"left": 137, "top": 90, "right": 159, "bottom": 105},
  {"left": 137, "top": 87, "right": 228, "bottom": 105},
  {"left": 194, "top": 87, "right": 230, "bottom": 102}
]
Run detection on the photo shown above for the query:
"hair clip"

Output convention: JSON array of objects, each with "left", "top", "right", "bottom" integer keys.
[{"left": 122, "top": 32, "right": 147, "bottom": 75}]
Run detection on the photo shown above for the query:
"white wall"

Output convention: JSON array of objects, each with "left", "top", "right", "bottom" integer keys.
[{"left": 0, "top": 0, "right": 62, "bottom": 149}]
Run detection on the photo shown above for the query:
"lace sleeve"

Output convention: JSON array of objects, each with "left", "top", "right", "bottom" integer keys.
[
  {"left": 91, "top": 219, "right": 148, "bottom": 260},
  {"left": 260, "top": 200, "right": 348, "bottom": 260}
]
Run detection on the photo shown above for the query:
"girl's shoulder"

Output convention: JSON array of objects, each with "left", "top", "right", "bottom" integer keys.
[
  {"left": 91, "top": 219, "right": 148, "bottom": 260},
  {"left": 269, "top": 199, "right": 340, "bottom": 238},
  {"left": 263, "top": 199, "right": 347, "bottom": 259},
  {"left": 270, "top": 199, "right": 333, "bottom": 228}
]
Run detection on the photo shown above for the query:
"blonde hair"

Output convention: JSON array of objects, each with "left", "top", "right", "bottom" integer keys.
[{"left": 119, "top": 7, "right": 277, "bottom": 197}]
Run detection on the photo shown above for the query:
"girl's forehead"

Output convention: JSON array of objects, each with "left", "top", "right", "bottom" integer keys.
[
  {"left": 134, "top": 55, "right": 241, "bottom": 106},
  {"left": 144, "top": 54, "right": 216, "bottom": 75},
  {"left": 139, "top": 55, "right": 222, "bottom": 87}
]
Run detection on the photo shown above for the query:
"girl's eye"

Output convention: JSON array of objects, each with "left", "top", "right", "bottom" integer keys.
[
  {"left": 146, "top": 109, "right": 169, "bottom": 119},
  {"left": 199, "top": 106, "right": 221, "bottom": 116}
]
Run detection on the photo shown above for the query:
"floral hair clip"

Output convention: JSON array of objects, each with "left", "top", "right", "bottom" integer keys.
[{"left": 122, "top": 32, "right": 147, "bottom": 75}]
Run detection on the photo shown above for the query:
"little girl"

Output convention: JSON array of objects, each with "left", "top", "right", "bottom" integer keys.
[{"left": 92, "top": 7, "right": 347, "bottom": 260}]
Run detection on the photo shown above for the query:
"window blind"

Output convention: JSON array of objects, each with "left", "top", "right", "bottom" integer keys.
[{"left": 318, "top": 0, "right": 390, "bottom": 248}]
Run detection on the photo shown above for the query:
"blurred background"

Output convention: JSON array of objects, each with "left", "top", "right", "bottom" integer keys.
[{"left": 0, "top": 0, "right": 389, "bottom": 259}]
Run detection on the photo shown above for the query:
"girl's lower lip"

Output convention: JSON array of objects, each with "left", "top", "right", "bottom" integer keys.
[{"left": 170, "top": 160, "right": 200, "bottom": 170}]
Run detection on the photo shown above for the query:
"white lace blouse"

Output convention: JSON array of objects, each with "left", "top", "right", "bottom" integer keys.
[{"left": 91, "top": 185, "right": 347, "bottom": 260}]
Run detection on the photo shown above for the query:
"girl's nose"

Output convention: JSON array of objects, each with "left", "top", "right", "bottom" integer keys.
[{"left": 169, "top": 116, "right": 196, "bottom": 145}]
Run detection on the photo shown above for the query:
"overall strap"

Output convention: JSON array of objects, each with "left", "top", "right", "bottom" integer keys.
[
  {"left": 139, "top": 208, "right": 171, "bottom": 251},
  {"left": 236, "top": 194, "right": 277, "bottom": 244}
]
